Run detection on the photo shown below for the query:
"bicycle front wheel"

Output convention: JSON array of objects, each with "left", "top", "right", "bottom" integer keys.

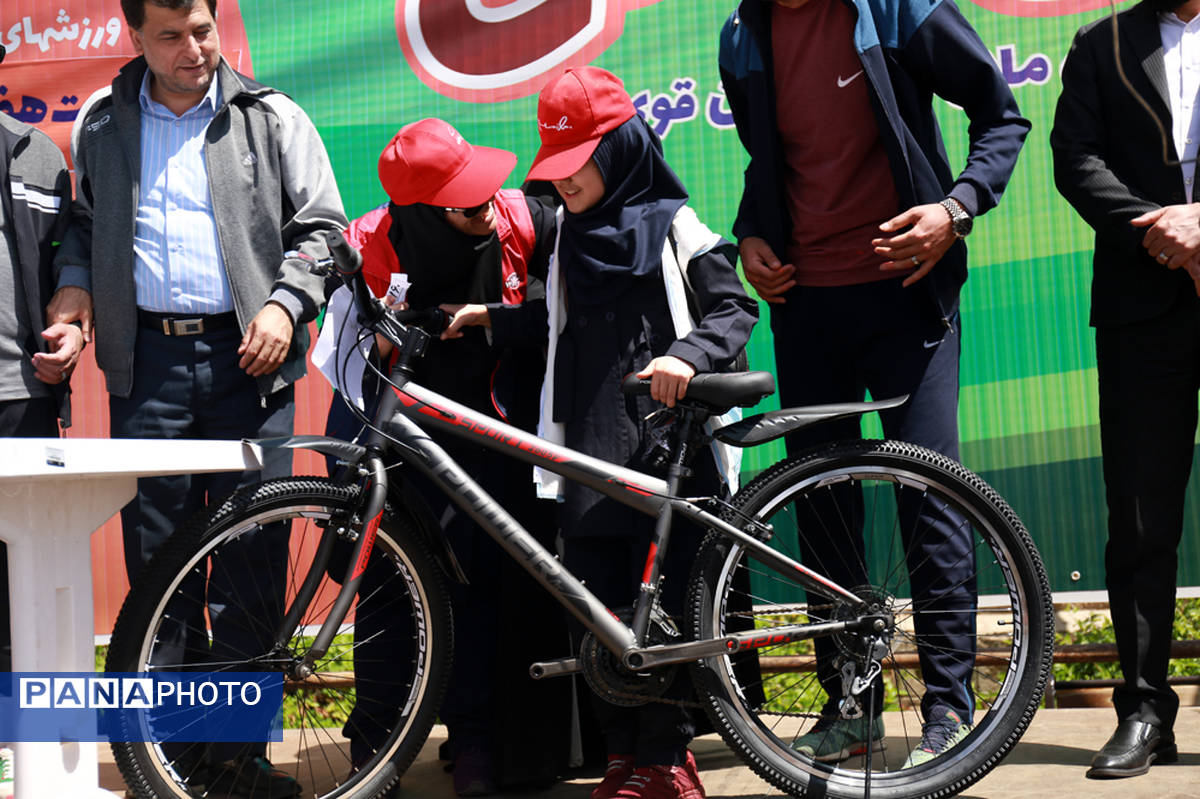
[
  {"left": 687, "top": 440, "right": 1052, "bottom": 799},
  {"left": 106, "top": 477, "right": 452, "bottom": 799}
]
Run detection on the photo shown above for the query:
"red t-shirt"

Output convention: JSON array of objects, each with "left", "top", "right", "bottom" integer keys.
[{"left": 772, "top": 0, "right": 906, "bottom": 286}]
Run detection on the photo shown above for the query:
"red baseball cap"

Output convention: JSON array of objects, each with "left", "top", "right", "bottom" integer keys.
[
  {"left": 378, "top": 118, "right": 518, "bottom": 208},
  {"left": 525, "top": 67, "right": 636, "bottom": 182}
]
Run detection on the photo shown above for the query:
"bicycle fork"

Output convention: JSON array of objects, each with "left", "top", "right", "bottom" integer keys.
[{"left": 274, "top": 451, "right": 390, "bottom": 679}]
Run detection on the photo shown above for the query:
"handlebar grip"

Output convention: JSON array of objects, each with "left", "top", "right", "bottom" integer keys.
[
  {"left": 391, "top": 307, "right": 448, "bottom": 334},
  {"left": 621, "top": 373, "right": 652, "bottom": 396},
  {"left": 319, "top": 229, "right": 363, "bottom": 276}
]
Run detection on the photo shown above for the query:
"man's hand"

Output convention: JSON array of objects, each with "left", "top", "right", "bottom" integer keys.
[
  {"left": 441, "top": 303, "right": 490, "bottom": 340},
  {"left": 874, "top": 203, "right": 957, "bottom": 286},
  {"left": 636, "top": 355, "right": 696, "bottom": 408},
  {"left": 31, "top": 323, "right": 85, "bottom": 384},
  {"left": 1131, "top": 205, "right": 1200, "bottom": 270},
  {"left": 738, "top": 236, "right": 796, "bottom": 303},
  {"left": 45, "top": 286, "right": 94, "bottom": 342},
  {"left": 238, "top": 302, "right": 294, "bottom": 377}
]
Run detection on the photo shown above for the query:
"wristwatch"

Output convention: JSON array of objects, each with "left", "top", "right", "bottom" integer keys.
[{"left": 939, "top": 198, "right": 973, "bottom": 238}]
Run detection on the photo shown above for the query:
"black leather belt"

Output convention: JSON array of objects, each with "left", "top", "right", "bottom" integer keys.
[{"left": 137, "top": 309, "right": 238, "bottom": 336}]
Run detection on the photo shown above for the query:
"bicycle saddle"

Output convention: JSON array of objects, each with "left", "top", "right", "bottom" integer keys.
[{"left": 621, "top": 370, "right": 777, "bottom": 410}]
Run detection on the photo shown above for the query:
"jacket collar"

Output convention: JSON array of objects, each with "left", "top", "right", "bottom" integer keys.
[
  {"left": 109, "top": 55, "right": 270, "bottom": 175},
  {"left": 1127, "top": 2, "right": 1170, "bottom": 111},
  {"left": 736, "top": 0, "right": 770, "bottom": 43},
  {"left": 113, "top": 55, "right": 266, "bottom": 113}
]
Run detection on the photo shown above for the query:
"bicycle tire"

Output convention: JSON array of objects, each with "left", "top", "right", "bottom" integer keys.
[
  {"left": 687, "top": 440, "right": 1053, "bottom": 799},
  {"left": 106, "top": 477, "right": 453, "bottom": 799}
]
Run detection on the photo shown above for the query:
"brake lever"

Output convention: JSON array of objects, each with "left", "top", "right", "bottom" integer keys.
[{"left": 284, "top": 249, "right": 333, "bottom": 277}]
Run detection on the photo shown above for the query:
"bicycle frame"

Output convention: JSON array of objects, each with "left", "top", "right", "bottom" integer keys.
[{"left": 273, "top": 360, "right": 886, "bottom": 679}]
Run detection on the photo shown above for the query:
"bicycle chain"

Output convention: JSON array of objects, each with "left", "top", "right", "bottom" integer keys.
[
  {"left": 597, "top": 683, "right": 826, "bottom": 718},
  {"left": 588, "top": 605, "right": 843, "bottom": 714}
]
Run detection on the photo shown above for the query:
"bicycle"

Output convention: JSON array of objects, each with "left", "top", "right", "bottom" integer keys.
[{"left": 106, "top": 230, "right": 1054, "bottom": 799}]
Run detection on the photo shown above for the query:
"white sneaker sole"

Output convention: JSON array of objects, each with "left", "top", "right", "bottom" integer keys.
[{"left": 796, "top": 739, "right": 887, "bottom": 764}]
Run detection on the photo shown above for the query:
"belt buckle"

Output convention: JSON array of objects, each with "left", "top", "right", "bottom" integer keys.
[{"left": 169, "top": 318, "right": 205, "bottom": 336}]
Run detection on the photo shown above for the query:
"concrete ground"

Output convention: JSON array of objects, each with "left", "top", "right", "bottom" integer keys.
[{"left": 97, "top": 706, "right": 1200, "bottom": 798}]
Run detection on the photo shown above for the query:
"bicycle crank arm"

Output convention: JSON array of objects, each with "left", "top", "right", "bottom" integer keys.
[
  {"left": 529, "top": 657, "right": 581, "bottom": 679},
  {"left": 625, "top": 620, "right": 861, "bottom": 670}
]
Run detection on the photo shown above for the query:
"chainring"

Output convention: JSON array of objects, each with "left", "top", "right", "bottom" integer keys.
[{"left": 579, "top": 606, "right": 681, "bottom": 708}]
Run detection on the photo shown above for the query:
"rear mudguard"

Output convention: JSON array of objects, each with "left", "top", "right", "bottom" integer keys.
[
  {"left": 250, "top": 435, "right": 468, "bottom": 584},
  {"left": 711, "top": 395, "right": 909, "bottom": 447}
]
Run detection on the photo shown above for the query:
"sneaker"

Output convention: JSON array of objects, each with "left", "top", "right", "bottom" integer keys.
[
  {"left": 592, "top": 753, "right": 635, "bottom": 799},
  {"left": 612, "top": 755, "right": 705, "bottom": 799},
  {"left": 902, "top": 707, "right": 972, "bottom": 768},
  {"left": 206, "top": 754, "right": 301, "bottom": 798},
  {"left": 452, "top": 745, "right": 496, "bottom": 797},
  {"left": 682, "top": 750, "right": 703, "bottom": 796},
  {"left": 791, "top": 715, "right": 885, "bottom": 763},
  {"left": 0, "top": 747, "right": 13, "bottom": 799}
]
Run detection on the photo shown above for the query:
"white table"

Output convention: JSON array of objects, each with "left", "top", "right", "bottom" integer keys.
[{"left": 0, "top": 438, "right": 263, "bottom": 798}]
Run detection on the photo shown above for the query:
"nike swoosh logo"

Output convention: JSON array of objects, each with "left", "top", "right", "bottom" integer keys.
[
  {"left": 923, "top": 339, "right": 941, "bottom": 349},
  {"left": 837, "top": 71, "right": 864, "bottom": 88}
]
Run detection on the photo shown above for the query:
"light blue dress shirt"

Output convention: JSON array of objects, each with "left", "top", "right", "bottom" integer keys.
[{"left": 134, "top": 71, "right": 234, "bottom": 314}]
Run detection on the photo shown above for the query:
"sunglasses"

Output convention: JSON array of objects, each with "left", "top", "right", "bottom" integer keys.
[{"left": 444, "top": 200, "right": 490, "bottom": 219}]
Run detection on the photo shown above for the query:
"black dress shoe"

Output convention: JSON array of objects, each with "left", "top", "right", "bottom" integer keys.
[{"left": 1086, "top": 720, "right": 1178, "bottom": 779}]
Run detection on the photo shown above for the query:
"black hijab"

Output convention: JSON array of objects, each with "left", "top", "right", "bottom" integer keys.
[
  {"left": 557, "top": 116, "right": 688, "bottom": 306},
  {"left": 387, "top": 202, "right": 501, "bottom": 308}
]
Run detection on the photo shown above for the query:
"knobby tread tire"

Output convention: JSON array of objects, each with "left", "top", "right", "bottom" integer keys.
[
  {"left": 687, "top": 440, "right": 1054, "bottom": 799},
  {"left": 106, "top": 477, "right": 453, "bottom": 799}
]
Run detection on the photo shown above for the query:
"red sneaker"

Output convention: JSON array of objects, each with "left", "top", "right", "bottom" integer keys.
[
  {"left": 592, "top": 754, "right": 635, "bottom": 799},
  {"left": 612, "top": 754, "right": 705, "bottom": 799}
]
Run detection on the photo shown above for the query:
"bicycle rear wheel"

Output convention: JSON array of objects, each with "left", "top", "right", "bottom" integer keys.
[
  {"left": 106, "top": 477, "right": 452, "bottom": 799},
  {"left": 687, "top": 440, "right": 1052, "bottom": 799}
]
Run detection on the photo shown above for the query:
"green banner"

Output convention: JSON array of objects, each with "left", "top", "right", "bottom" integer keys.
[{"left": 233, "top": 0, "right": 1197, "bottom": 592}]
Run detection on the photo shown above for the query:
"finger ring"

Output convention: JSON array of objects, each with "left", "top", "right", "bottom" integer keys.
[
  {"left": 911, "top": 255, "right": 920, "bottom": 266},
  {"left": 1158, "top": 252, "right": 1169, "bottom": 263}
]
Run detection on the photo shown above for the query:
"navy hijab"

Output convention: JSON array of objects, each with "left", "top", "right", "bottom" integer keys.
[{"left": 557, "top": 116, "right": 688, "bottom": 306}]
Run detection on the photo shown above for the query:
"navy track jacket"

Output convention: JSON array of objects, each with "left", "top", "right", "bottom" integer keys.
[{"left": 719, "top": 0, "right": 1029, "bottom": 322}]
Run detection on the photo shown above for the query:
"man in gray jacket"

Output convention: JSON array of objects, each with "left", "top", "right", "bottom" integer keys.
[
  {"left": 47, "top": 2, "right": 347, "bottom": 795},
  {"left": 0, "top": 47, "right": 77, "bottom": 786}
]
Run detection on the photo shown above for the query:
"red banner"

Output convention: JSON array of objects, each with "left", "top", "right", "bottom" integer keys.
[{"left": 0, "top": 0, "right": 253, "bottom": 164}]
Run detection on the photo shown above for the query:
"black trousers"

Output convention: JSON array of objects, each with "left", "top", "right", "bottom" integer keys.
[
  {"left": 769, "top": 279, "right": 976, "bottom": 722},
  {"left": 109, "top": 327, "right": 294, "bottom": 762},
  {"left": 1096, "top": 291, "right": 1200, "bottom": 731},
  {"left": 325, "top": 397, "right": 573, "bottom": 786},
  {"left": 562, "top": 532, "right": 699, "bottom": 767}
]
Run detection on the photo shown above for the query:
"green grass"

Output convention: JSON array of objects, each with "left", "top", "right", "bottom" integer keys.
[
  {"left": 755, "top": 613, "right": 905, "bottom": 716},
  {"left": 279, "top": 635, "right": 356, "bottom": 729},
  {"left": 1054, "top": 598, "right": 1200, "bottom": 682},
  {"left": 754, "top": 611, "right": 1010, "bottom": 717},
  {"left": 95, "top": 635, "right": 359, "bottom": 729}
]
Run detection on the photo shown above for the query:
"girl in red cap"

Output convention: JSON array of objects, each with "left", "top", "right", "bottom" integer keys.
[
  {"left": 320, "top": 118, "right": 571, "bottom": 797},
  {"left": 450, "top": 66, "right": 758, "bottom": 799}
]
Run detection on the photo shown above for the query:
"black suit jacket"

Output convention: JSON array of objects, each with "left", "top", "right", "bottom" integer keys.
[{"left": 1051, "top": 2, "right": 1194, "bottom": 327}]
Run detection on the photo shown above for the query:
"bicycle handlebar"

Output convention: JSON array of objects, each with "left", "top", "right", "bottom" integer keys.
[{"left": 304, "top": 231, "right": 449, "bottom": 362}]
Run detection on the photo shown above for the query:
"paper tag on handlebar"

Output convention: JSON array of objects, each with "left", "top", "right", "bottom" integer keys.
[{"left": 387, "top": 274, "right": 411, "bottom": 305}]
